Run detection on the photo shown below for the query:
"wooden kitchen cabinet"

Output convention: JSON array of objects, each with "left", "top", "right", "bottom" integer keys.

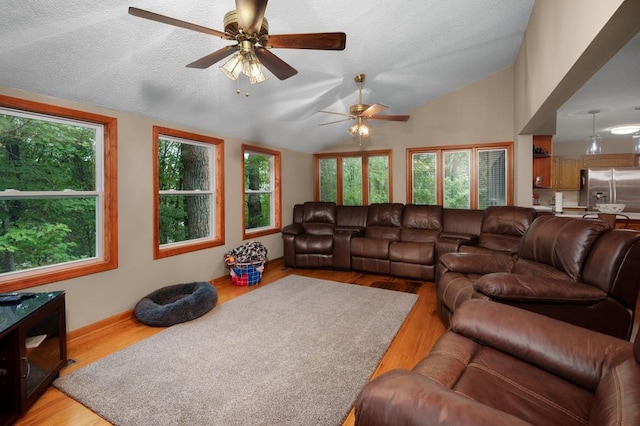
[
  {"left": 552, "top": 156, "right": 581, "bottom": 190},
  {"left": 532, "top": 135, "right": 552, "bottom": 188},
  {"left": 581, "top": 153, "right": 639, "bottom": 168}
]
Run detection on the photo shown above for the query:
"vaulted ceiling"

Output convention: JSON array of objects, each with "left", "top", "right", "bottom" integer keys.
[{"left": 1, "top": 1, "right": 636, "bottom": 153}]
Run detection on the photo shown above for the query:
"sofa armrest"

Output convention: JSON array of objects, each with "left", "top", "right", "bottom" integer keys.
[
  {"left": 451, "top": 300, "right": 633, "bottom": 391},
  {"left": 474, "top": 273, "right": 608, "bottom": 304},
  {"left": 355, "top": 369, "right": 530, "bottom": 426},
  {"left": 281, "top": 223, "right": 304, "bottom": 235},
  {"left": 439, "top": 252, "right": 515, "bottom": 275}
]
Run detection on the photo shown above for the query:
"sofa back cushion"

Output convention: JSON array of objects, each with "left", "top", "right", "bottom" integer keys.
[
  {"left": 481, "top": 206, "right": 536, "bottom": 236},
  {"left": 400, "top": 204, "right": 442, "bottom": 243},
  {"left": 336, "top": 205, "right": 369, "bottom": 228},
  {"left": 442, "top": 208, "right": 483, "bottom": 236},
  {"left": 581, "top": 230, "right": 640, "bottom": 307},
  {"left": 366, "top": 203, "right": 404, "bottom": 227},
  {"left": 302, "top": 201, "right": 336, "bottom": 235},
  {"left": 517, "top": 216, "right": 609, "bottom": 281}
]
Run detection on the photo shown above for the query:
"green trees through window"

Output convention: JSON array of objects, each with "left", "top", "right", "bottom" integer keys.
[
  {"left": 0, "top": 111, "right": 100, "bottom": 274},
  {"left": 153, "top": 126, "right": 224, "bottom": 259},
  {"left": 408, "top": 143, "right": 512, "bottom": 208},
  {"left": 242, "top": 145, "right": 281, "bottom": 239},
  {"left": 0, "top": 95, "right": 117, "bottom": 291},
  {"left": 315, "top": 150, "right": 391, "bottom": 205}
]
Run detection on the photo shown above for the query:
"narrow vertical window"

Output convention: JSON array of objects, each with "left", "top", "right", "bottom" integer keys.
[
  {"left": 443, "top": 150, "right": 471, "bottom": 208},
  {"left": 318, "top": 157, "right": 338, "bottom": 203},
  {"left": 411, "top": 152, "right": 438, "bottom": 204},
  {"left": 153, "top": 126, "right": 224, "bottom": 259},
  {"left": 477, "top": 148, "right": 507, "bottom": 209},
  {"left": 242, "top": 145, "right": 281, "bottom": 239}
]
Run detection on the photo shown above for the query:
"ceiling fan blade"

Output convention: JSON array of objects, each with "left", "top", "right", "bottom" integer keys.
[
  {"left": 128, "top": 7, "right": 228, "bottom": 39},
  {"left": 186, "top": 45, "right": 237, "bottom": 69},
  {"left": 265, "top": 33, "right": 347, "bottom": 50},
  {"left": 319, "top": 110, "right": 352, "bottom": 117},
  {"left": 361, "top": 103, "right": 388, "bottom": 117},
  {"left": 255, "top": 47, "right": 298, "bottom": 80},
  {"left": 235, "top": 0, "right": 268, "bottom": 34},
  {"left": 369, "top": 115, "right": 411, "bottom": 122},
  {"left": 319, "top": 118, "right": 354, "bottom": 126}
]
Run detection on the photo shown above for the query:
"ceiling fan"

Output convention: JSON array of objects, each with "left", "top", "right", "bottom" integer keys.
[
  {"left": 320, "top": 74, "right": 411, "bottom": 138},
  {"left": 128, "top": 0, "right": 346, "bottom": 84}
]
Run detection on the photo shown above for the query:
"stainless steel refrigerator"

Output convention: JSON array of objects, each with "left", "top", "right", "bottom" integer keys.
[{"left": 579, "top": 167, "right": 640, "bottom": 212}]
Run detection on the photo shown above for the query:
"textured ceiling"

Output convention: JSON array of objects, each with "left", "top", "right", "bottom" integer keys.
[{"left": 3, "top": 1, "right": 635, "bottom": 153}]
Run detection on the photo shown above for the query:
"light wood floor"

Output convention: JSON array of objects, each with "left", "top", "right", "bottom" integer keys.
[{"left": 16, "top": 259, "right": 447, "bottom": 426}]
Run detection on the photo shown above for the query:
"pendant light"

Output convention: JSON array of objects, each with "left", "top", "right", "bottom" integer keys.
[{"left": 585, "top": 110, "right": 602, "bottom": 155}]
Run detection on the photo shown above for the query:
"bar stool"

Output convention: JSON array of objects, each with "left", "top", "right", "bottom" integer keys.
[{"left": 582, "top": 213, "right": 629, "bottom": 229}]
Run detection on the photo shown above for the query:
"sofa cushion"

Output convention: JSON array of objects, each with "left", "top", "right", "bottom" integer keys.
[
  {"left": 351, "top": 237, "right": 393, "bottom": 259},
  {"left": 294, "top": 234, "right": 333, "bottom": 254},
  {"left": 366, "top": 203, "right": 404, "bottom": 227},
  {"left": 517, "top": 216, "right": 609, "bottom": 281},
  {"left": 389, "top": 241, "right": 435, "bottom": 264},
  {"left": 302, "top": 201, "right": 336, "bottom": 224}
]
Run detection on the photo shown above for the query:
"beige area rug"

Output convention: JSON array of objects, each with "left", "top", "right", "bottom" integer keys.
[{"left": 54, "top": 275, "right": 418, "bottom": 425}]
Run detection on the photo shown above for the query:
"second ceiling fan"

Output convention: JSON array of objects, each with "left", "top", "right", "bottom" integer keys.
[
  {"left": 129, "top": 0, "right": 346, "bottom": 84},
  {"left": 320, "top": 74, "right": 410, "bottom": 138}
]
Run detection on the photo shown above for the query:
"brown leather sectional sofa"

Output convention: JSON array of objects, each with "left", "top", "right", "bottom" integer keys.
[
  {"left": 436, "top": 215, "right": 640, "bottom": 340},
  {"left": 282, "top": 202, "right": 539, "bottom": 280},
  {"left": 355, "top": 299, "right": 640, "bottom": 426}
]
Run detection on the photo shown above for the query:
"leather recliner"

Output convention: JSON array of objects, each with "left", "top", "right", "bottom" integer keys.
[
  {"left": 436, "top": 215, "right": 640, "bottom": 339},
  {"left": 281, "top": 201, "right": 337, "bottom": 268},
  {"left": 355, "top": 299, "right": 640, "bottom": 426}
]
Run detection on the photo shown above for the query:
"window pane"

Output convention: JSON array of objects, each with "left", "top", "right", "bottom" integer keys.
[
  {"left": 0, "top": 111, "right": 97, "bottom": 191},
  {"left": 244, "top": 153, "right": 271, "bottom": 191},
  {"left": 443, "top": 150, "right": 470, "bottom": 208},
  {"left": 478, "top": 149, "right": 507, "bottom": 209},
  {"left": 342, "top": 157, "right": 363, "bottom": 206},
  {"left": 245, "top": 193, "right": 271, "bottom": 230},
  {"left": 412, "top": 152, "right": 437, "bottom": 204},
  {"left": 0, "top": 198, "right": 97, "bottom": 273},
  {"left": 158, "top": 139, "right": 210, "bottom": 191},
  {"left": 318, "top": 158, "right": 337, "bottom": 202},
  {"left": 368, "top": 155, "right": 389, "bottom": 203},
  {"left": 159, "top": 195, "right": 211, "bottom": 245}
]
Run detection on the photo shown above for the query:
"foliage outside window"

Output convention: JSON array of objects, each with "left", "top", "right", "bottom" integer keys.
[
  {"left": 0, "top": 95, "right": 117, "bottom": 291},
  {"left": 314, "top": 150, "right": 392, "bottom": 205},
  {"left": 242, "top": 144, "right": 281, "bottom": 239},
  {"left": 407, "top": 142, "right": 513, "bottom": 208},
  {"left": 153, "top": 126, "right": 224, "bottom": 259}
]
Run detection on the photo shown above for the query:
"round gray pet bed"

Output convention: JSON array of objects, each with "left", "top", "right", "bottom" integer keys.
[{"left": 134, "top": 282, "right": 218, "bottom": 327}]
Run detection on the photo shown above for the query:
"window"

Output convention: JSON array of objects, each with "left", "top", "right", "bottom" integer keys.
[
  {"left": 314, "top": 150, "right": 392, "bottom": 205},
  {"left": 242, "top": 144, "right": 281, "bottom": 239},
  {"left": 0, "top": 95, "right": 117, "bottom": 291},
  {"left": 407, "top": 142, "right": 513, "bottom": 208},
  {"left": 153, "top": 126, "right": 224, "bottom": 259}
]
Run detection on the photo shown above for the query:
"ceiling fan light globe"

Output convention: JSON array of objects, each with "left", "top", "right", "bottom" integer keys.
[
  {"left": 220, "top": 53, "right": 242, "bottom": 80},
  {"left": 249, "top": 70, "right": 267, "bottom": 85},
  {"left": 348, "top": 122, "right": 370, "bottom": 137}
]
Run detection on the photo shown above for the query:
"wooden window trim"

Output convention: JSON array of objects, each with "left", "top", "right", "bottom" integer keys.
[
  {"left": 241, "top": 144, "right": 282, "bottom": 239},
  {"left": 407, "top": 142, "right": 514, "bottom": 206},
  {"left": 153, "top": 126, "right": 225, "bottom": 259},
  {"left": 0, "top": 94, "right": 118, "bottom": 292}
]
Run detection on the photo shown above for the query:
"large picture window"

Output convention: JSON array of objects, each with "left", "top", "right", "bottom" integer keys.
[
  {"left": 153, "top": 126, "right": 224, "bottom": 259},
  {"left": 0, "top": 95, "right": 117, "bottom": 291},
  {"left": 242, "top": 144, "right": 281, "bottom": 239},
  {"left": 407, "top": 142, "right": 513, "bottom": 208},
  {"left": 314, "top": 150, "right": 392, "bottom": 205}
]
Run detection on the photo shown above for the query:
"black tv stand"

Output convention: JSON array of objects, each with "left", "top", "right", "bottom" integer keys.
[{"left": 0, "top": 291, "right": 66, "bottom": 425}]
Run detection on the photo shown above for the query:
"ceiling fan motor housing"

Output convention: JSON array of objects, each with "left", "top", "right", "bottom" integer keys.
[
  {"left": 223, "top": 10, "right": 269, "bottom": 42},
  {"left": 350, "top": 104, "right": 371, "bottom": 115}
]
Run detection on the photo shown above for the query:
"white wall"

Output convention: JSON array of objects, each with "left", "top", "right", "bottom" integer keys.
[{"left": 0, "top": 86, "right": 313, "bottom": 331}]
